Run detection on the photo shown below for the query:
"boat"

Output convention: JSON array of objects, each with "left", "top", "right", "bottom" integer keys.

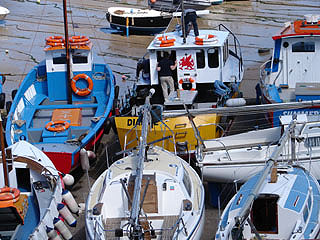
[
  {"left": 85, "top": 89, "right": 205, "bottom": 239},
  {"left": 106, "top": 7, "right": 209, "bottom": 35},
  {"left": 0, "top": 6, "right": 9, "bottom": 21},
  {"left": 215, "top": 119, "right": 320, "bottom": 239},
  {"left": 196, "top": 113, "right": 320, "bottom": 184},
  {"left": 0, "top": 138, "right": 77, "bottom": 240},
  {"left": 5, "top": 0, "right": 115, "bottom": 174},
  {"left": 259, "top": 14, "right": 320, "bottom": 126},
  {"left": 115, "top": 21, "right": 244, "bottom": 155},
  {"left": 210, "top": 0, "right": 223, "bottom": 4}
]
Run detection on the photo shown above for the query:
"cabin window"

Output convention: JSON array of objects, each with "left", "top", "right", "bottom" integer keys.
[
  {"left": 292, "top": 41, "right": 315, "bottom": 52},
  {"left": 223, "top": 39, "right": 229, "bottom": 65},
  {"left": 72, "top": 52, "right": 88, "bottom": 64},
  {"left": 251, "top": 194, "right": 278, "bottom": 234},
  {"left": 208, "top": 48, "right": 219, "bottom": 68},
  {"left": 196, "top": 50, "right": 205, "bottom": 69},
  {"left": 183, "top": 166, "right": 192, "bottom": 197},
  {"left": 52, "top": 52, "right": 67, "bottom": 64}
]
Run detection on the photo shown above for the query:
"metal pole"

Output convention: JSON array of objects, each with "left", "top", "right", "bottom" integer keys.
[
  {"left": 63, "top": 0, "right": 72, "bottom": 104},
  {"left": 181, "top": 0, "right": 186, "bottom": 43},
  {"left": 0, "top": 114, "right": 9, "bottom": 186}
]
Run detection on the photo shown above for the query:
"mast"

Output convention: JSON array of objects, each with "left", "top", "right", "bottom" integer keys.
[
  {"left": 63, "top": 0, "right": 72, "bottom": 104},
  {"left": 0, "top": 114, "right": 8, "bottom": 186},
  {"left": 129, "top": 89, "right": 155, "bottom": 239},
  {"left": 232, "top": 118, "right": 297, "bottom": 238}
]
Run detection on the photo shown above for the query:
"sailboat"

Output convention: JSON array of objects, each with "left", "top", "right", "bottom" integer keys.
[
  {"left": 85, "top": 89, "right": 205, "bottom": 239},
  {"left": 5, "top": 0, "right": 115, "bottom": 174},
  {"left": 215, "top": 118, "right": 320, "bottom": 239}
]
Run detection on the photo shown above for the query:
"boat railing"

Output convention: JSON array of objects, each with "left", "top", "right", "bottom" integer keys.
[{"left": 259, "top": 58, "right": 284, "bottom": 86}]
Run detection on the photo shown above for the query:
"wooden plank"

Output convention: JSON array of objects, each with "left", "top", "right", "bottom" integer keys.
[{"left": 160, "top": 215, "right": 179, "bottom": 240}]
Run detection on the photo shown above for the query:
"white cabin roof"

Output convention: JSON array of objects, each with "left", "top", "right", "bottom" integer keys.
[{"left": 147, "top": 29, "right": 229, "bottom": 51}]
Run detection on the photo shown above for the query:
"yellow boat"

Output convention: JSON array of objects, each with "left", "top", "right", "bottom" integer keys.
[{"left": 115, "top": 113, "right": 221, "bottom": 152}]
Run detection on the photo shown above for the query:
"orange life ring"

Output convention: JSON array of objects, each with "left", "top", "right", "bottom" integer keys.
[
  {"left": 45, "top": 120, "right": 70, "bottom": 132},
  {"left": 154, "top": 36, "right": 176, "bottom": 47},
  {"left": 46, "top": 36, "right": 64, "bottom": 43},
  {"left": 195, "top": 34, "right": 217, "bottom": 45},
  {"left": 69, "top": 36, "right": 89, "bottom": 43},
  {"left": 71, "top": 73, "right": 93, "bottom": 96},
  {"left": 46, "top": 42, "right": 65, "bottom": 47},
  {"left": 0, "top": 187, "right": 20, "bottom": 201}
]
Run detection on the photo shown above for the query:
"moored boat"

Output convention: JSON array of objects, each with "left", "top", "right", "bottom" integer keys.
[
  {"left": 215, "top": 120, "right": 320, "bottom": 239},
  {"left": 85, "top": 90, "right": 205, "bottom": 239},
  {"left": 5, "top": 5, "right": 115, "bottom": 174},
  {"left": 0, "top": 6, "right": 9, "bottom": 21},
  {"left": 0, "top": 140, "right": 76, "bottom": 240},
  {"left": 260, "top": 14, "right": 320, "bottom": 126},
  {"left": 115, "top": 22, "right": 244, "bottom": 155}
]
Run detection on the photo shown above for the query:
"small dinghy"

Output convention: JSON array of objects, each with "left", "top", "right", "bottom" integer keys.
[
  {"left": 215, "top": 118, "right": 320, "bottom": 240},
  {"left": 85, "top": 90, "right": 205, "bottom": 239}
]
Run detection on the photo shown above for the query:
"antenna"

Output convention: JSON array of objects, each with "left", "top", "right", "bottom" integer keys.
[{"left": 63, "top": 0, "right": 72, "bottom": 104}]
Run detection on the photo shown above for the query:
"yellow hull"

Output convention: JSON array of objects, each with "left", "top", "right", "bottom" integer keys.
[{"left": 115, "top": 113, "right": 221, "bottom": 152}]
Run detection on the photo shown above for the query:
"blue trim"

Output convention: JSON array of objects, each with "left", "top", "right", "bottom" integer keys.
[{"left": 271, "top": 39, "right": 281, "bottom": 73}]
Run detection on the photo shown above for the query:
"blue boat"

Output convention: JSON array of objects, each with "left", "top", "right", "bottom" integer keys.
[
  {"left": 259, "top": 14, "right": 320, "bottom": 126},
  {"left": 5, "top": 35, "right": 115, "bottom": 174}
]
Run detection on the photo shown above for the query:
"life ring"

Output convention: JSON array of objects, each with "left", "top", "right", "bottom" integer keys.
[
  {"left": 178, "top": 77, "right": 196, "bottom": 91},
  {"left": 195, "top": 34, "right": 217, "bottom": 45},
  {"left": 0, "top": 187, "right": 20, "bottom": 201},
  {"left": 71, "top": 73, "right": 93, "bottom": 96},
  {"left": 69, "top": 36, "right": 89, "bottom": 43},
  {"left": 294, "top": 20, "right": 320, "bottom": 34},
  {"left": 46, "top": 36, "right": 64, "bottom": 43},
  {"left": 46, "top": 42, "right": 65, "bottom": 47},
  {"left": 45, "top": 120, "right": 70, "bottom": 132},
  {"left": 154, "top": 36, "right": 175, "bottom": 47}
]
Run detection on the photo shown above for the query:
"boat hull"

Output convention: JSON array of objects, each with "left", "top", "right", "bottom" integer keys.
[{"left": 115, "top": 113, "right": 221, "bottom": 152}]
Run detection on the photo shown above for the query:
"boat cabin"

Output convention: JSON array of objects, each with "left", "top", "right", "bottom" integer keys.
[
  {"left": 136, "top": 25, "right": 243, "bottom": 107},
  {"left": 261, "top": 14, "right": 320, "bottom": 104}
]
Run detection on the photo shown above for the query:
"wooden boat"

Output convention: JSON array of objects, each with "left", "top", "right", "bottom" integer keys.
[
  {"left": 215, "top": 120, "right": 320, "bottom": 239},
  {"left": 0, "top": 6, "right": 9, "bottom": 21},
  {"left": 5, "top": 1, "right": 115, "bottom": 174},
  {"left": 115, "top": 22, "right": 244, "bottom": 154},
  {"left": 259, "top": 14, "right": 320, "bottom": 126},
  {"left": 0, "top": 140, "right": 75, "bottom": 240},
  {"left": 85, "top": 90, "right": 205, "bottom": 239}
]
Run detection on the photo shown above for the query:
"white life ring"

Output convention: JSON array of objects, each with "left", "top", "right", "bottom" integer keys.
[
  {"left": 195, "top": 34, "right": 218, "bottom": 45},
  {"left": 178, "top": 77, "right": 196, "bottom": 91},
  {"left": 154, "top": 35, "right": 176, "bottom": 47}
]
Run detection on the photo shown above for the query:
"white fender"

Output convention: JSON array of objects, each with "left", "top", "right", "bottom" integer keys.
[
  {"left": 53, "top": 217, "right": 73, "bottom": 240},
  {"left": 78, "top": 202, "right": 86, "bottom": 214},
  {"left": 57, "top": 203, "right": 77, "bottom": 227},
  {"left": 47, "top": 226, "right": 63, "bottom": 240},
  {"left": 62, "top": 173, "right": 75, "bottom": 186},
  {"left": 80, "top": 148, "right": 90, "bottom": 170},
  {"left": 226, "top": 98, "right": 246, "bottom": 107},
  {"left": 87, "top": 150, "right": 96, "bottom": 159},
  {"left": 62, "top": 189, "right": 79, "bottom": 214}
]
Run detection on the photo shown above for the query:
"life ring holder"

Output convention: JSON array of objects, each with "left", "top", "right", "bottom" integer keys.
[
  {"left": 71, "top": 73, "right": 93, "bottom": 96},
  {"left": 0, "top": 187, "right": 20, "bottom": 202},
  {"left": 45, "top": 120, "right": 70, "bottom": 132}
]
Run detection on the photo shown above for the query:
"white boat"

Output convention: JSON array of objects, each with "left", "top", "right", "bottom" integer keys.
[
  {"left": 0, "top": 140, "right": 76, "bottom": 240},
  {"left": 85, "top": 90, "right": 205, "bottom": 239},
  {"left": 215, "top": 120, "right": 320, "bottom": 239},
  {"left": 0, "top": 6, "right": 9, "bottom": 21},
  {"left": 196, "top": 114, "right": 320, "bottom": 183},
  {"left": 259, "top": 14, "right": 320, "bottom": 126}
]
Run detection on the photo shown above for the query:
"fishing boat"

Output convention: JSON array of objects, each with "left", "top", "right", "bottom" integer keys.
[
  {"left": 85, "top": 90, "right": 205, "bottom": 239},
  {"left": 0, "top": 139, "right": 78, "bottom": 240},
  {"left": 259, "top": 14, "right": 320, "bottom": 126},
  {"left": 115, "top": 21, "right": 244, "bottom": 154},
  {"left": 0, "top": 6, "right": 9, "bottom": 21},
  {"left": 5, "top": 1, "right": 115, "bottom": 174},
  {"left": 215, "top": 119, "right": 320, "bottom": 240}
]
